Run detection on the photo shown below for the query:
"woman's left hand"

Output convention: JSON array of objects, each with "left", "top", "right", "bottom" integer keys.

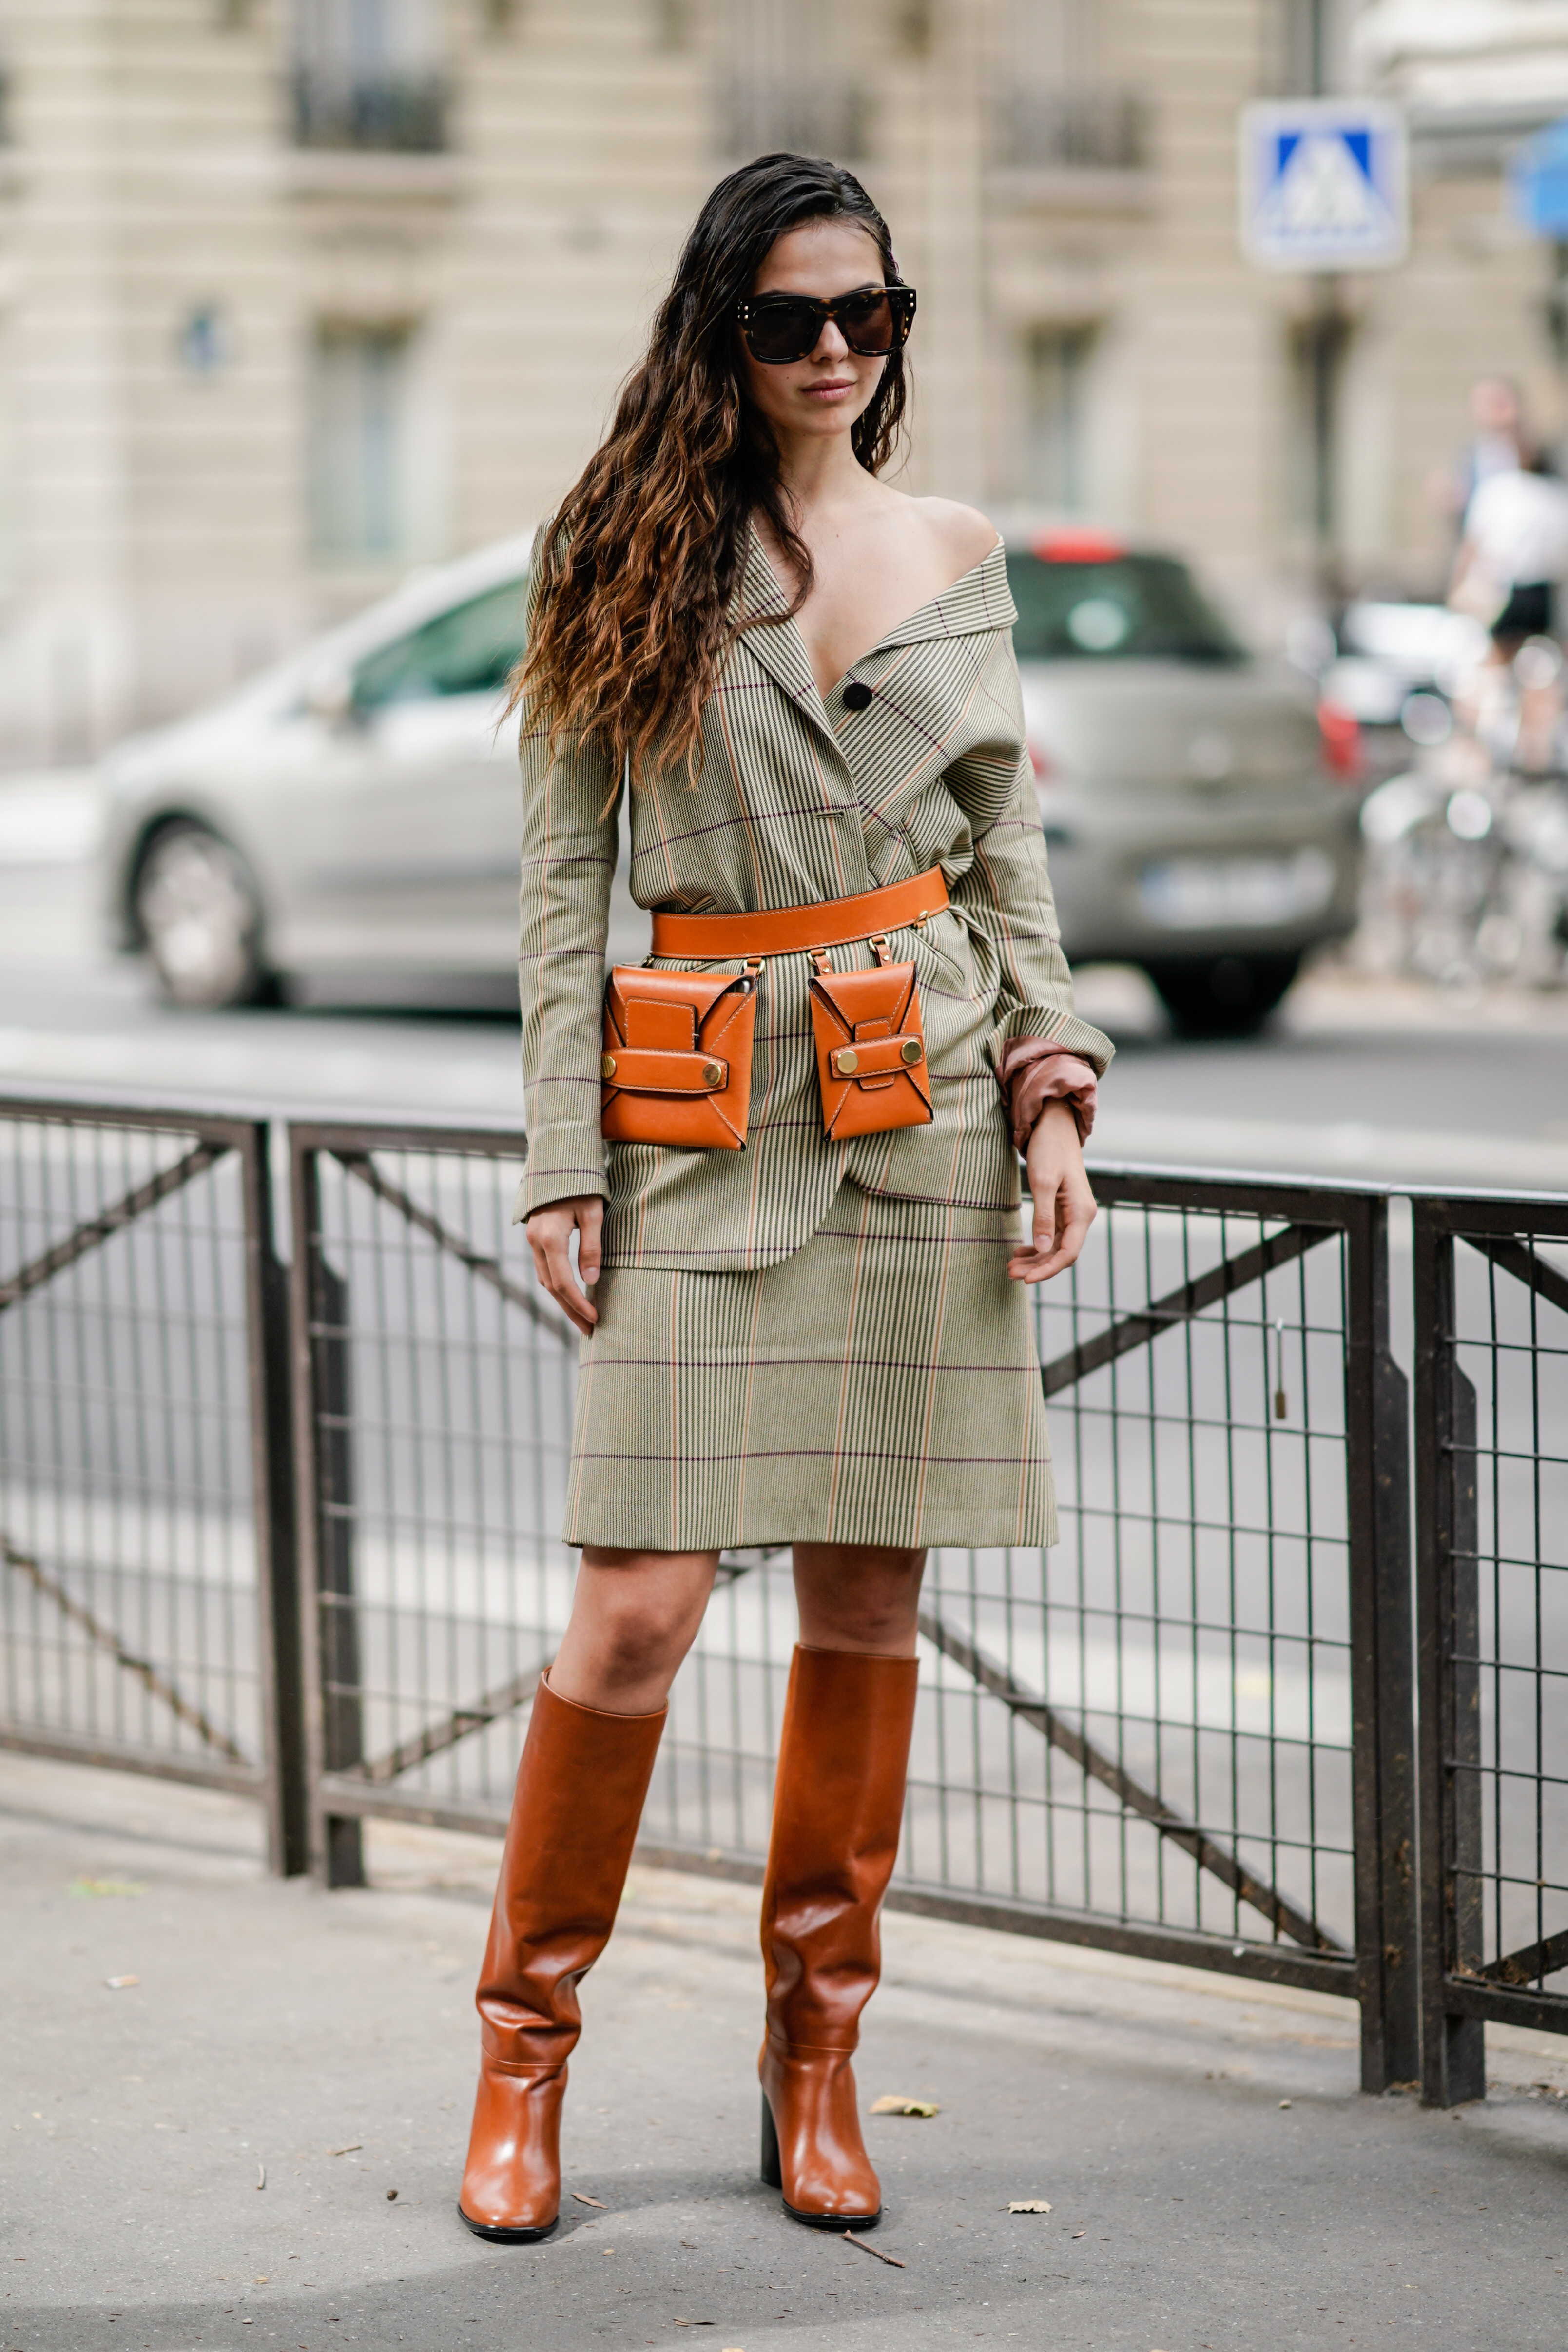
[{"left": 1008, "top": 1098, "right": 1096, "bottom": 1284}]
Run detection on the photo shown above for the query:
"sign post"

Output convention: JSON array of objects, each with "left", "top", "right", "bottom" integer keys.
[{"left": 1239, "top": 99, "right": 1409, "bottom": 599}]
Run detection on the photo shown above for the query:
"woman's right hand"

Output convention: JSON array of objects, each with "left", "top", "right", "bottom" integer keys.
[{"left": 526, "top": 1195, "right": 604, "bottom": 1336}]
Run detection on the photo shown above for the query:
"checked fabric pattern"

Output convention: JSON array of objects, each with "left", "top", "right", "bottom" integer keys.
[{"left": 515, "top": 530, "right": 1113, "bottom": 1272}]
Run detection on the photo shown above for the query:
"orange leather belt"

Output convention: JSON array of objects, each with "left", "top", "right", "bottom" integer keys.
[{"left": 650, "top": 867, "right": 949, "bottom": 961}]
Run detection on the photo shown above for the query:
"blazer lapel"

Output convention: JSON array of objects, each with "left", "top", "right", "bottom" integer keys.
[{"left": 865, "top": 540, "right": 1017, "bottom": 655}]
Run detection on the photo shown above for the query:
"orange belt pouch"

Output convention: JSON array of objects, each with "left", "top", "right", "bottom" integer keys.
[
  {"left": 807, "top": 940, "right": 933, "bottom": 1141},
  {"left": 600, "top": 965, "right": 759, "bottom": 1150}
]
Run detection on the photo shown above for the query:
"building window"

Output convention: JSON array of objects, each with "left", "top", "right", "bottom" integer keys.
[
  {"left": 718, "top": 0, "right": 870, "bottom": 162},
  {"left": 308, "top": 323, "right": 414, "bottom": 564},
  {"left": 292, "top": 0, "right": 446, "bottom": 153},
  {"left": 1025, "top": 326, "right": 1096, "bottom": 509},
  {"left": 998, "top": 0, "right": 1145, "bottom": 172}
]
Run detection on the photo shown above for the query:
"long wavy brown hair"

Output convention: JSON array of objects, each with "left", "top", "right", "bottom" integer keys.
[{"left": 514, "top": 154, "right": 909, "bottom": 785}]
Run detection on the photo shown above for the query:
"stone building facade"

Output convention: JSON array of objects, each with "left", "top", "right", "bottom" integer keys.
[{"left": 0, "top": 0, "right": 1563, "bottom": 762}]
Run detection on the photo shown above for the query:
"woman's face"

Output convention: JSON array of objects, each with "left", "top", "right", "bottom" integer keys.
[{"left": 737, "top": 219, "right": 889, "bottom": 447}]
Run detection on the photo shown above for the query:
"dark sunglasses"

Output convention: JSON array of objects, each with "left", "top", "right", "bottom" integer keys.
[{"left": 735, "top": 283, "right": 917, "bottom": 366}]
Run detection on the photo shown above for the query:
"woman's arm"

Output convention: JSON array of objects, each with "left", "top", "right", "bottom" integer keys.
[
  {"left": 944, "top": 636, "right": 1115, "bottom": 1085},
  {"left": 515, "top": 699, "right": 619, "bottom": 1231}
]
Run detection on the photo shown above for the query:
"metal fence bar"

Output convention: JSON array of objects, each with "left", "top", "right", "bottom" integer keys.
[
  {"left": 1343, "top": 1192, "right": 1420, "bottom": 2092},
  {"left": 914, "top": 1599, "right": 1346, "bottom": 1952},
  {"left": 1414, "top": 1191, "right": 1568, "bottom": 2102},
  {"left": 0, "top": 1095, "right": 304, "bottom": 1869}
]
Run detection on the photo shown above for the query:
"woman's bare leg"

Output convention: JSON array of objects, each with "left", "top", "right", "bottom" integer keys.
[
  {"left": 791, "top": 1542, "right": 926, "bottom": 1656},
  {"left": 548, "top": 1546, "right": 720, "bottom": 1713}
]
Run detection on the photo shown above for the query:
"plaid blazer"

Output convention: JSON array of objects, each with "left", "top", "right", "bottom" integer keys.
[{"left": 515, "top": 530, "right": 1114, "bottom": 1271}]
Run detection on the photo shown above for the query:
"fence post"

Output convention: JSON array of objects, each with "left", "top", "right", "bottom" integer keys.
[
  {"left": 1414, "top": 1207, "right": 1486, "bottom": 2106},
  {"left": 289, "top": 1139, "right": 366, "bottom": 1889},
  {"left": 240, "top": 1123, "right": 309, "bottom": 1876},
  {"left": 1344, "top": 1194, "right": 1420, "bottom": 2091}
]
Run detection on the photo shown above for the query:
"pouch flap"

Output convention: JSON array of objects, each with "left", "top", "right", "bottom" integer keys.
[
  {"left": 807, "top": 962, "right": 918, "bottom": 1044},
  {"left": 625, "top": 998, "right": 696, "bottom": 1052},
  {"left": 607, "top": 966, "right": 736, "bottom": 1049}
]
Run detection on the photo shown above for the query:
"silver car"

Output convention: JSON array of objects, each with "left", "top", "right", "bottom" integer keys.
[
  {"left": 103, "top": 526, "right": 1361, "bottom": 1035},
  {"left": 1007, "top": 525, "right": 1361, "bottom": 1032}
]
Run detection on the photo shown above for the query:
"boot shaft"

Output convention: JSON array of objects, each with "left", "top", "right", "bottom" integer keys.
[
  {"left": 476, "top": 1677, "right": 666, "bottom": 2065},
  {"left": 760, "top": 1645, "right": 920, "bottom": 2049}
]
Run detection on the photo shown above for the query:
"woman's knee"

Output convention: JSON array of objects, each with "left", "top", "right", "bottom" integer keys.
[
  {"left": 794, "top": 1543, "right": 926, "bottom": 1648},
  {"left": 577, "top": 1551, "right": 714, "bottom": 1671}
]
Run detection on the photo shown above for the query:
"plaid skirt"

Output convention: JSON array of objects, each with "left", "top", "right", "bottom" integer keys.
[{"left": 561, "top": 1179, "right": 1054, "bottom": 1552}]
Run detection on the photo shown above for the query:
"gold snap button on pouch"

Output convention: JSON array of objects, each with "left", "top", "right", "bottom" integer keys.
[
  {"left": 601, "top": 1054, "right": 618, "bottom": 1081},
  {"left": 835, "top": 1049, "right": 860, "bottom": 1076},
  {"left": 900, "top": 1038, "right": 922, "bottom": 1064}
]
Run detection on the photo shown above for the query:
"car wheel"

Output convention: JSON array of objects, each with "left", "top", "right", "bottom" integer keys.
[
  {"left": 133, "top": 821, "right": 271, "bottom": 1008},
  {"left": 1144, "top": 951, "right": 1302, "bottom": 1040}
]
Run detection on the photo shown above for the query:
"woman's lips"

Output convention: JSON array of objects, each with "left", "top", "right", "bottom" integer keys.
[{"left": 804, "top": 378, "right": 856, "bottom": 399}]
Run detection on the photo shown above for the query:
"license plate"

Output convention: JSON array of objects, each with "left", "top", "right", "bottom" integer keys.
[{"left": 1137, "top": 849, "right": 1336, "bottom": 930}]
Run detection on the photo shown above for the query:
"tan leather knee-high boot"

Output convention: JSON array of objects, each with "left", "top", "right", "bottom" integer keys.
[
  {"left": 458, "top": 1676, "right": 665, "bottom": 2242},
  {"left": 758, "top": 1644, "right": 919, "bottom": 2229}
]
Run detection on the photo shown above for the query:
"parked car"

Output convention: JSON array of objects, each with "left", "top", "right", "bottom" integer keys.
[
  {"left": 103, "top": 524, "right": 1363, "bottom": 1035},
  {"left": 1007, "top": 525, "right": 1362, "bottom": 1032},
  {"left": 102, "top": 534, "right": 541, "bottom": 1011}
]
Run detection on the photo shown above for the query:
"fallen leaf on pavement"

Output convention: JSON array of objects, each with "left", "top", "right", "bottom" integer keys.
[
  {"left": 104, "top": 1976, "right": 139, "bottom": 1990},
  {"left": 843, "top": 2231, "right": 905, "bottom": 2267},
  {"left": 571, "top": 2192, "right": 608, "bottom": 2208},
  {"left": 327, "top": 2142, "right": 362, "bottom": 2157},
  {"left": 869, "top": 2096, "right": 938, "bottom": 2117},
  {"left": 1007, "top": 2200, "right": 1051, "bottom": 2213},
  {"left": 256, "top": 2164, "right": 265, "bottom": 2190}
]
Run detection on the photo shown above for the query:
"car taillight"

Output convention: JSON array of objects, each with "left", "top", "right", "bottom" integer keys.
[
  {"left": 1028, "top": 738, "right": 1053, "bottom": 782},
  {"left": 1317, "top": 700, "right": 1362, "bottom": 781}
]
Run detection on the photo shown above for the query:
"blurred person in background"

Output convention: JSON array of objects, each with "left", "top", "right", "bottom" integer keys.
[
  {"left": 456, "top": 152, "right": 1111, "bottom": 2251},
  {"left": 1449, "top": 450, "right": 1568, "bottom": 770},
  {"left": 1435, "top": 376, "right": 1535, "bottom": 536}
]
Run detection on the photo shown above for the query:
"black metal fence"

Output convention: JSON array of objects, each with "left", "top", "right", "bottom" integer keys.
[
  {"left": 0, "top": 1099, "right": 302, "bottom": 1871},
  {"left": 3, "top": 1088, "right": 1564, "bottom": 2106},
  {"left": 1414, "top": 1190, "right": 1568, "bottom": 2103}
]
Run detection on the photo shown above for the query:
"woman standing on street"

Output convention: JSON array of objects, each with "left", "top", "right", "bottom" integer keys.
[{"left": 458, "top": 152, "right": 1112, "bottom": 2244}]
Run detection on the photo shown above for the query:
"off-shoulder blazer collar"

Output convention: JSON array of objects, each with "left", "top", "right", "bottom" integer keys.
[{"left": 734, "top": 523, "right": 1016, "bottom": 724}]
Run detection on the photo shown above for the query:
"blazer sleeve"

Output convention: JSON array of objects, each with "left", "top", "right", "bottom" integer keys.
[
  {"left": 513, "top": 682, "right": 620, "bottom": 1224},
  {"left": 943, "top": 630, "right": 1115, "bottom": 1081}
]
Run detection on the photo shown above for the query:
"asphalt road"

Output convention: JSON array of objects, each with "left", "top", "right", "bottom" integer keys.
[
  {"left": 6, "top": 1753, "right": 1568, "bottom": 2352},
  {"left": 4, "top": 770, "right": 1568, "bottom": 1190}
]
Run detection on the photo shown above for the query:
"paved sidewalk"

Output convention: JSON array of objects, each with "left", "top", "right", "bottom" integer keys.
[{"left": 3, "top": 1753, "right": 1568, "bottom": 2352}]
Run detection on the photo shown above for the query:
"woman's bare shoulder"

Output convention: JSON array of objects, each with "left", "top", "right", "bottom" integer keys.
[{"left": 908, "top": 496, "right": 1003, "bottom": 572}]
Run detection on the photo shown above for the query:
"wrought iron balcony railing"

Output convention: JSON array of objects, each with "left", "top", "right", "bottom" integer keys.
[
  {"left": 291, "top": 66, "right": 448, "bottom": 155},
  {"left": 997, "top": 87, "right": 1148, "bottom": 174}
]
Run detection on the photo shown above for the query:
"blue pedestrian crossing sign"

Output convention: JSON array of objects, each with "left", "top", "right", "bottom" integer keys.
[{"left": 1239, "top": 100, "right": 1408, "bottom": 271}]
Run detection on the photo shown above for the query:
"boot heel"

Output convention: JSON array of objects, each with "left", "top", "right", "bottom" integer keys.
[{"left": 759, "top": 2090, "right": 782, "bottom": 2189}]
